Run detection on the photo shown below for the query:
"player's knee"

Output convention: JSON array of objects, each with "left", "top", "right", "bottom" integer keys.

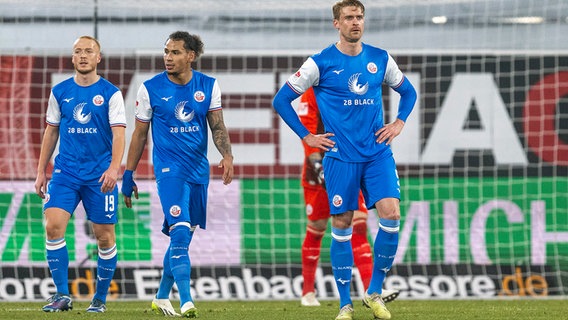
[
  {"left": 45, "top": 222, "right": 67, "bottom": 239},
  {"left": 96, "top": 238, "right": 116, "bottom": 249},
  {"left": 376, "top": 206, "right": 400, "bottom": 220},
  {"left": 44, "top": 214, "right": 68, "bottom": 239},
  {"left": 375, "top": 198, "right": 400, "bottom": 220},
  {"left": 331, "top": 212, "right": 353, "bottom": 229},
  {"left": 45, "top": 228, "right": 65, "bottom": 240},
  {"left": 382, "top": 211, "right": 400, "bottom": 220},
  {"left": 93, "top": 228, "right": 116, "bottom": 248},
  {"left": 307, "top": 219, "right": 327, "bottom": 232}
]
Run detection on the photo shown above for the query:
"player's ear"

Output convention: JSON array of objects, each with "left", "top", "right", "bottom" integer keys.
[
  {"left": 185, "top": 51, "right": 195, "bottom": 65},
  {"left": 333, "top": 19, "right": 339, "bottom": 30}
]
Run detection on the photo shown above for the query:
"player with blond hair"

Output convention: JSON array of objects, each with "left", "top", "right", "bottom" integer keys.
[
  {"left": 35, "top": 35, "right": 126, "bottom": 313},
  {"left": 273, "top": 1, "right": 417, "bottom": 318}
]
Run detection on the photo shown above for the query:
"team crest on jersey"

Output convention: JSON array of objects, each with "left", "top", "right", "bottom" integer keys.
[
  {"left": 194, "top": 91, "right": 205, "bottom": 102},
  {"left": 73, "top": 103, "right": 92, "bottom": 124},
  {"left": 175, "top": 101, "right": 195, "bottom": 122},
  {"left": 294, "top": 70, "right": 301, "bottom": 78},
  {"left": 306, "top": 204, "right": 313, "bottom": 216},
  {"left": 169, "top": 205, "right": 181, "bottom": 217},
  {"left": 92, "top": 95, "right": 104, "bottom": 106},
  {"left": 332, "top": 195, "right": 343, "bottom": 207},
  {"left": 367, "top": 62, "right": 378, "bottom": 74},
  {"left": 348, "top": 73, "right": 369, "bottom": 95}
]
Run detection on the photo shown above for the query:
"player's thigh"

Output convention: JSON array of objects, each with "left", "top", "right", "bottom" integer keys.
[
  {"left": 80, "top": 184, "right": 119, "bottom": 224},
  {"left": 303, "top": 185, "right": 331, "bottom": 222},
  {"left": 157, "top": 176, "right": 191, "bottom": 230},
  {"left": 44, "top": 179, "right": 81, "bottom": 216},
  {"left": 361, "top": 155, "right": 400, "bottom": 210},
  {"left": 322, "top": 157, "right": 361, "bottom": 215}
]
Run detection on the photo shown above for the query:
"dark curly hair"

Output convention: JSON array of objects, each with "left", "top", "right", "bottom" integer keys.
[{"left": 167, "top": 31, "right": 204, "bottom": 59}]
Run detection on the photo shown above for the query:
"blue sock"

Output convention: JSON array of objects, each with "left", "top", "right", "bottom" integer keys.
[
  {"left": 169, "top": 226, "right": 194, "bottom": 306},
  {"left": 46, "top": 238, "right": 69, "bottom": 295},
  {"left": 94, "top": 244, "right": 117, "bottom": 303},
  {"left": 368, "top": 219, "right": 399, "bottom": 294},
  {"left": 330, "top": 227, "right": 353, "bottom": 308},
  {"left": 156, "top": 247, "right": 175, "bottom": 299}
]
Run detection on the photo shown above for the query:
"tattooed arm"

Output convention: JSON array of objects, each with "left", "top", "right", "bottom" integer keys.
[{"left": 207, "top": 109, "right": 234, "bottom": 185}]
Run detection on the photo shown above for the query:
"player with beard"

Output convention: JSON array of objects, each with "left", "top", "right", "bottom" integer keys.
[
  {"left": 298, "top": 87, "right": 399, "bottom": 307},
  {"left": 273, "top": 1, "right": 417, "bottom": 319},
  {"left": 35, "top": 35, "right": 126, "bottom": 313},
  {"left": 121, "top": 31, "right": 233, "bottom": 318}
]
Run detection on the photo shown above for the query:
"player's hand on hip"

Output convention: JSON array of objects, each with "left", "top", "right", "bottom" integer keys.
[
  {"left": 375, "top": 119, "right": 405, "bottom": 145},
  {"left": 121, "top": 170, "right": 138, "bottom": 208},
  {"left": 303, "top": 133, "right": 335, "bottom": 151}
]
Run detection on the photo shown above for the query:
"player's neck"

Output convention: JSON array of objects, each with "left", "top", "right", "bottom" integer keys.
[
  {"left": 335, "top": 40, "right": 362, "bottom": 56},
  {"left": 74, "top": 72, "right": 100, "bottom": 87},
  {"left": 167, "top": 68, "right": 193, "bottom": 85}
]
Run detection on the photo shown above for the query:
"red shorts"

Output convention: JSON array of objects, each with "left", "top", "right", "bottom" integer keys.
[{"left": 303, "top": 185, "right": 367, "bottom": 221}]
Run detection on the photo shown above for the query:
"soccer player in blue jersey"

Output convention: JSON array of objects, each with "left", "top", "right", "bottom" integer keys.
[
  {"left": 273, "top": 1, "right": 417, "bottom": 319},
  {"left": 121, "top": 31, "right": 234, "bottom": 318},
  {"left": 34, "top": 36, "right": 126, "bottom": 313}
]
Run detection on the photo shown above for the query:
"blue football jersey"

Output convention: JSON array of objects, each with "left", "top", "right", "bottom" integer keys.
[
  {"left": 135, "top": 71, "right": 221, "bottom": 184},
  {"left": 286, "top": 43, "right": 406, "bottom": 162},
  {"left": 47, "top": 76, "right": 126, "bottom": 183}
]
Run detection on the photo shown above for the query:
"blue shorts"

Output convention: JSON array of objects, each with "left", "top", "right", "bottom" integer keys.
[
  {"left": 156, "top": 176, "right": 208, "bottom": 235},
  {"left": 323, "top": 155, "right": 400, "bottom": 214},
  {"left": 44, "top": 174, "right": 118, "bottom": 224}
]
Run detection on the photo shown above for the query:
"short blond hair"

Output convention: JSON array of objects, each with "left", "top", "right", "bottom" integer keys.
[
  {"left": 332, "top": 0, "right": 365, "bottom": 20},
  {"left": 74, "top": 35, "right": 101, "bottom": 51}
]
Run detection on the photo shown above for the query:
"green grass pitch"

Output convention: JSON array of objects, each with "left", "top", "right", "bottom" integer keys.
[{"left": 0, "top": 299, "right": 565, "bottom": 320}]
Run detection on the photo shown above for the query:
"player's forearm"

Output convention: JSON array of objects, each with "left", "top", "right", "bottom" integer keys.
[
  {"left": 124, "top": 130, "right": 147, "bottom": 171},
  {"left": 393, "top": 76, "right": 417, "bottom": 122},
  {"left": 109, "top": 126, "right": 125, "bottom": 174},
  {"left": 213, "top": 130, "right": 233, "bottom": 159},
  {"left": 210, "top": 121, "right": 233, "bottom": 159},
  {"left": 207, "top": 110, "right": 233, "bottom": 159},
  {"left": 273, "top": 85, "right": 310, "bottom": 139},
  {"left": 36, "top": 126, "right": 59, "bottom": 173}
]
